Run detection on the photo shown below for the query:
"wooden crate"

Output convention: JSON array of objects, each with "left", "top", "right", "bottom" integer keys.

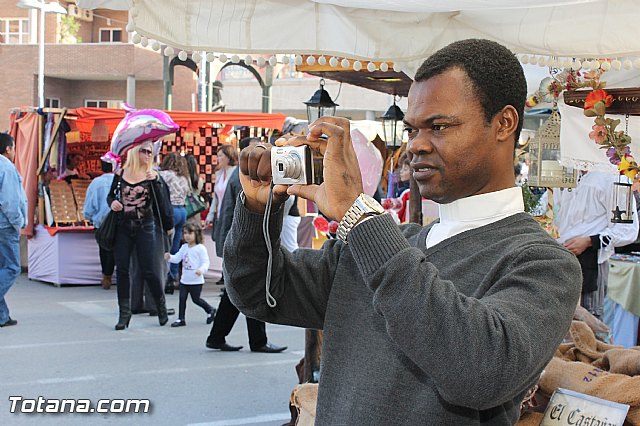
[
  {"left": 70, "top": 180, "right": 91, "bottom": 222},
  {"left": 48, "top": 181, "right": 78, "bottom": 225}
]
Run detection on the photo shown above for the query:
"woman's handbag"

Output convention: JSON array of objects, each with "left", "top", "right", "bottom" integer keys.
[
  {"left": 96, "top": 176, "right": 121, "bottom": 251},
  {"left": 185, "top": 192, "right": 206, "bottom": 218},
  {"left": 95, "top": 211, "right": 118, "bottom": 251}
]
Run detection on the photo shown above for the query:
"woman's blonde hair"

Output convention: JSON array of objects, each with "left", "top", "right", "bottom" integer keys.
[{"left": 123, "top": 143, "right": 154, "bottom": 173}]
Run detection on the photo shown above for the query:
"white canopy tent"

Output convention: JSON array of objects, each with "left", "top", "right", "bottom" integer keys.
[
  {"left": 78, "top": 0, "right": 640, "bottom": 76},
  {"left": 78, "top": 0, "right": 640, "bottom": 170}
]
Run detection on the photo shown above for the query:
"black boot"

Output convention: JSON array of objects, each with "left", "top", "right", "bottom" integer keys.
[
  {"left": 155, "top": 294, "right": 169, "bottom": 326},
  {"left": 164, "top": 277, "right": 175, "bottom": 295},
  {"left": 115, "top": 299, "right": 131, "bottom": 331}
]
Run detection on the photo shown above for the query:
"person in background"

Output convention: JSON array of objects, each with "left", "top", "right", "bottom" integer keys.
[
  {"left": 159, "top": 153, "right": 192, "bottom": 294},
  {"left": 61, "top": 153, "right": 90, "bottom": 182},
  {"left": 281, "top": 196, "right": 300, "bottom": 252},
  {"left": 108, "top": 141, "right": 173, "bottom": 330},
  {"left": 395, "top": 153, "right": 412, "bottom": 223},
  {"left": 205, "top": 137, "right": 287, "bottom": 353},
  {"left": 185, "top": 154, "right": 206, "bottom": 226},
  {"left": 131, "top": 149, "right": 175, "bottom": 317},
  {"left": 554, "top": 171, "right": 639, "bottom": 318},
  {"left": 83, "top": 159, "right": 116, "bottom": 289},
  {"left": 226, "top": 39, "right": 582, "bottom": 423},
  {"left": 394, "top": 152, "right": 411, "bottom": 197},
  {"left": 205, "top": 144, "right": 239, "bottom": 285},
  {"left": 165, "top": 223, "right": 216, "bottom": 327},
  {"left": 0, "top": 133, "right": 27, "bottom": 328}
]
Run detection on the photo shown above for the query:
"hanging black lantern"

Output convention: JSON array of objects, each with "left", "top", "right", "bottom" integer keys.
[
  {"left": 304, "top": 78, "right": 338, "bottom": 123},
  {"left": 611, "top": 177, "right": 634, "bottom": 223},
  {"left": 380, "top": 97, "right": 405, "bottom": 148}
]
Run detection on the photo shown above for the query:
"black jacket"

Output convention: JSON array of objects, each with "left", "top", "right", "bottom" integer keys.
[
  {"left": 107, "top": 171, "right": 174, "bottom": 232},
  {"left": 212, "top": 167, "right": 242, "bottom": 257}
]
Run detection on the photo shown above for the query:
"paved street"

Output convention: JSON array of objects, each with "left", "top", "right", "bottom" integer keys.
[{"left": 0, "top": 274, "right": 305, "bottom": 426}]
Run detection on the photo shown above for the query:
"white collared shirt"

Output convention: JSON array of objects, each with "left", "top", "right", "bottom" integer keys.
[{"left": 426, "top": 187, "right": 525, "bottom": 248}]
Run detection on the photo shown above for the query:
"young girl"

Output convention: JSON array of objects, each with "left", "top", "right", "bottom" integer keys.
[{"left": 165, "top": 223, "right": 216, "bottom": 327}]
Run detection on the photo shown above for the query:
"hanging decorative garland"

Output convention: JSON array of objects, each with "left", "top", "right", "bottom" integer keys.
[{"left": 582, "top": 80, "right": 637, "bottom": 182}]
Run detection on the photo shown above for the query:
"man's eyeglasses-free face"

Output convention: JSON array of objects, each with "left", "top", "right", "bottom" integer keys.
[{"left": 139, "top": 148, "right": 153, "bottom": 156}]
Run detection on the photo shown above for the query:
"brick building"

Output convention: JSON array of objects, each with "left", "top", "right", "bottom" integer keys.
[{"left": 0, "top": 0, "right": 196, "bottom": 131}]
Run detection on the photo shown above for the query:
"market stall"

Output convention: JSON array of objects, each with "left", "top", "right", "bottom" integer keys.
[{"left": 10, "top": 107, "right": 285, "bottom": 286}]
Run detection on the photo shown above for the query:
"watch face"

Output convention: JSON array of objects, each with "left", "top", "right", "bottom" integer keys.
[{"left": 360, "top": 194, "right": 385, "bottom": 214}]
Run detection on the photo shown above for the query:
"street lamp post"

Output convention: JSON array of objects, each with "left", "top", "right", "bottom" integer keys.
[{"left": 17, "top": 0, "right": 67, "bottom": 108}]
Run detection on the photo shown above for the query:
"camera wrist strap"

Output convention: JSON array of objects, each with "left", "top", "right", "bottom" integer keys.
[{"left": 262, "top": 182, "right": 277, "bottom": 308}]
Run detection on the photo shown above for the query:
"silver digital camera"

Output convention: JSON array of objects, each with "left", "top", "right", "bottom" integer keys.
[{"left": 271, "top": 145, "right": 322, "bottom": 185}]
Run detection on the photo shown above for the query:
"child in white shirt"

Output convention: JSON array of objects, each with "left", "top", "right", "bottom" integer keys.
[{"left": 165, "top": 223, "right": 216, "bottom": 327}]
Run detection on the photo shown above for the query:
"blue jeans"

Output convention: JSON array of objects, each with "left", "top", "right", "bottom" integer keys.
[
  {"left": 168, "top": 206, "right": 187, "bottom": 280},
  {"left": 0, "top": 226, "right": 21, "bottom": 323}
]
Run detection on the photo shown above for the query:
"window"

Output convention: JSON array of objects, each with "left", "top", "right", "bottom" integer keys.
[
  {"left": 99, "top": 28, "right": 123, "bottom": 43},
  {"left": 85, "top": 100, "right": 123, "bottom": 108},
  {"left": 45, "top": 98, "right": 60, "bottom": 108},
  {"left": 0, "top": 18, "right": 30, "bottom": 44}
]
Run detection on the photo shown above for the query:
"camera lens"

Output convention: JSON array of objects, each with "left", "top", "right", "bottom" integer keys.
[{"left": 276, "top": 153, "right": 302, "bottom": 180}]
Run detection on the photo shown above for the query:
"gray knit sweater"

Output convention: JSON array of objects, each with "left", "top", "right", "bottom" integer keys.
[{"left": 224, "top": 202, "right": 581, "bottom": 425}]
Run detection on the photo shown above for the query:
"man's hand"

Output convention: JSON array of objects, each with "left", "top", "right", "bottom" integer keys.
[
  {"left": 238, "top": 145, "right": 290, "bottom": 213},
  {"left": 195, "top": 269, "right": 203, "bottom": 276},
  {"left": 111, "top": 200, "right": 123, "bottom": 212},
  {"left": 563, "top": 236, "right": 592, "bottom": 256},
  {"left": 281, "top": 117, "right": 363, "bottom": 221},
  {"left": 239, "top": 117, "right": 363, "bottom": 220},
  {"left": 164, "top": 253, "right": 171, "bottom": 261}
]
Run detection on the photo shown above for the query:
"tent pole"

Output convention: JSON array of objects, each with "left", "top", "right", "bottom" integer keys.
[{"left": 37, "top": 113, "right": 45, "bottom": 225}]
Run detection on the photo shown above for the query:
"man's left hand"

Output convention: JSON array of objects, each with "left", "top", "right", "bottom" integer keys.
[
  {"left": 564, "top": 236, "right": 592, "bottom": 256},
  {"left": 279, "top": 117, "right": 363, "bottom": 221}
]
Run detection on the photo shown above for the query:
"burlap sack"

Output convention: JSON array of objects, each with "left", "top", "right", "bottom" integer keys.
[
  {"left": 516, "top": 411, "right": 544, "bottom": 426},
  {"left": 568, "top": 320, "right": 621, "bottom": 362},
  {"left": 539, "top": 357, "right": 640, "bottom": 424},
  {"left": 556, "top": 321, "right": 640, "bottom": 376},
  {"left": 291, "top": 383, "right": 318, "bottom": 426},
  {"left": 599, "top": 348, "right": 640, "bottom": 376}
]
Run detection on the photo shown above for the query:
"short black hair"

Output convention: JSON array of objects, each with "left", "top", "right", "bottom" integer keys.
[
  {"left": 239, "top": 137, "right": 261, "bottom": 151},
  {"left": 414, "top": 39, "right": 526, "bottom": 146},
  {"left": 0, "top": 133, "right": 14, "bottom": 154},
  {"left": 66, "top": 153, "right": 83, "bottom": 166}
]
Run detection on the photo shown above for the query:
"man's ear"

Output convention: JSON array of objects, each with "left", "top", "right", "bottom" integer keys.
[{"left": 495, "top": 105, "right": 519, "bottom": 144}]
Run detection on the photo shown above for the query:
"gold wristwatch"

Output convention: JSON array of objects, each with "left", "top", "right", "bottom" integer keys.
[{"left": 336, "top": 193, "right": 386, "bottom": 243}]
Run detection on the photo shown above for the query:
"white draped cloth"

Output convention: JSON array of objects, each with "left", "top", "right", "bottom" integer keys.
[{"left": 559, "top": 99, "right": 640, "bottom": 172}]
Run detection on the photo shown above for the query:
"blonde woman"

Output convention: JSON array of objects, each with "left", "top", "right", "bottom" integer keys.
[{"left": 107, "top": 141, "right": 174, "bottom": 330}]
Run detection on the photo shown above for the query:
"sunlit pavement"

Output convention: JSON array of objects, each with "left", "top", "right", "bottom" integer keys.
[{"left": 0, "top": 274, "right": 305, "bottom": 426}]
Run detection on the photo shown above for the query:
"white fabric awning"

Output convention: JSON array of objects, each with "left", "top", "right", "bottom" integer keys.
[{"left": 77, "top": 0, "right": 640, "bottom": 74}]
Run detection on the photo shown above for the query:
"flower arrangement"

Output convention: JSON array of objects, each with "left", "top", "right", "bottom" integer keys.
[{"left": 583, "top": 82, "right": 637, "bottom": 180}]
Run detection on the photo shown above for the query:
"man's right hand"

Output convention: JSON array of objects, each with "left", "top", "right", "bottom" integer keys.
[
  {"left": 238, "top": 144, "right": 289, "bottom": 213},
  {"left": 110, "top": 200, "right": 123, "bottom": 212}
]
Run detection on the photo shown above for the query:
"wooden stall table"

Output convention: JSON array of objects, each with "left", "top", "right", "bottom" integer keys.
[{"left": 606, "top": 254, "right": 640, "bottom": 347}]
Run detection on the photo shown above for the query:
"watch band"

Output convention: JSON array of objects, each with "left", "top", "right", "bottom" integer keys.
[{"left": 336, "top": 193, "right": 385, "bottom": 243}]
